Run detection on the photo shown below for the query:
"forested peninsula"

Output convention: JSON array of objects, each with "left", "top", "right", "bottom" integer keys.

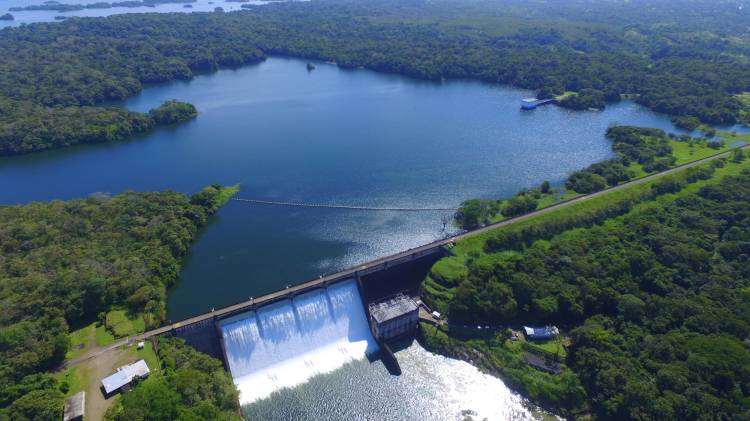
[
  {"left": 1, "top": 0, "right": 749, "bottom": 155},
  {"left": 0, "top": 99, "right": 196, "bottom": 155},
  {"left": 0, "top": 184, "right": 238, "bottom": 420}
]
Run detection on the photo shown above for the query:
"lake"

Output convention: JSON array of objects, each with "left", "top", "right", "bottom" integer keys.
[{"left": 0, "top": 56, "right": 696, "bottom": 320}]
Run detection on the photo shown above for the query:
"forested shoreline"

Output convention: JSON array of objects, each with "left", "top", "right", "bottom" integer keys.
[
  {"left": 0, "top": 99, "right": 196, "bottom": 156},
  {"left": 0, "top": 0, "right": 749, "bottom": 155},
  {"left": 421, "top": 156, "right": 750, "bottom": 419},
  {"left": 0, "top": 184, "right": 238, "bottom": 420}
]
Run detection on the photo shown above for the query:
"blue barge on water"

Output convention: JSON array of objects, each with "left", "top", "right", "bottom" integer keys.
[{"left": 520, "top": 98, "right": 555, "bottom": 109}]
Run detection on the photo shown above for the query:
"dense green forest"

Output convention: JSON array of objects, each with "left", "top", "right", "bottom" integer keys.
[
  {"left": 0, "top": 98, "right": 195, "bottom": 155},
  {"left": 422, "top": 157, "right": 750, "bottom": 419},
  {"left": 105, "top": 338, "right": 240, "bottom": 421},
  {"left": 0, "top": 0, "right": 748, "bottom": 154},
  {"left": 0, "top": 185, "right": 237, "bottom": 420}
]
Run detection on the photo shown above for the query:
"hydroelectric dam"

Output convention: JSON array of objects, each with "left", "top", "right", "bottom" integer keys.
[
  {"left": 109, "top": 146, "right": 748, "bottom": 406},
  {"left": 128, "top": 241, "right": 447, "bottom": 405}
]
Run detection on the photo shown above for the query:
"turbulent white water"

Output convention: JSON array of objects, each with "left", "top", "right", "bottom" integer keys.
[
  {"left": 244, "top": 342, "right": 548, "bottom": 421},
  {"left": 220, "top": 279, "right": 378, "bottom": 404}
]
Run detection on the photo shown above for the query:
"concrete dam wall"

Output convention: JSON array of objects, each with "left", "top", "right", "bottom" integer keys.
[{"left": 219, "top": 279, "right": 378, "bottom": 404}]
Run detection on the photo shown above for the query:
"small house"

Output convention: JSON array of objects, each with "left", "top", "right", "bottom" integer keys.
[
  {"left": 101, "top": 359, "right": 150, "bottom": 396},
  {"left": 523, "top": 325, "right": 559, "bottom": 341}
]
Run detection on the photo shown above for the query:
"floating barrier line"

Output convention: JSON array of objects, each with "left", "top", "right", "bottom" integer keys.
[{"left": 233, "top": 197, "right": 457, "bottom": 212}]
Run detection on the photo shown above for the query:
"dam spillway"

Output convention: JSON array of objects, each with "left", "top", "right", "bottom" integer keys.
[{"left": 220, "top": 279, "right": 378, "bottom": 404}]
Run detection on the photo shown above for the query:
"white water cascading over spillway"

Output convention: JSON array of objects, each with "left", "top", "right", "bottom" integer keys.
[{"left": 220, "top": 279, "right": 379, "bottom": 404}]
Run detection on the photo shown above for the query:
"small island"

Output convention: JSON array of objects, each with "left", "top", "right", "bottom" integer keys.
[
  {"left": 307, "top": 62, "right": 316, "bottom": 71},
  {"left": 0, "top": 13, "right": 14, "bottom": 20},
  {"left": 148, "top": 100, "right": 198, "bottom": 125}
]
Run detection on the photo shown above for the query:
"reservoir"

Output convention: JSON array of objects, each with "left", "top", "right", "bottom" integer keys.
[
  {"left": 1, "top": 57, "right": 696, "bottom": 319},
  {"left": 0, "top": 55, "right": 730, "bottom": 419}
]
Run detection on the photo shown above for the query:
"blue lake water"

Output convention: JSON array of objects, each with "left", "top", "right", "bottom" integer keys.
[{"left": 0, "top": 56, "right": 700, "bottom": 320}]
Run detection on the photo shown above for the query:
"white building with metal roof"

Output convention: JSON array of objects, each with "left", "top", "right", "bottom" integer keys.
[{"left": 101, "top": 359, "right": 150, "bottom": 395}]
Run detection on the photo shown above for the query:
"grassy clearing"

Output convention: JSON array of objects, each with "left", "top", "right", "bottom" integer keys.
[
  {"left": 718, "top": 130, "right": 750, "bottom": 143},
  {"left": 669, "top": 140, "right": 729, "bottom": 165},
  {"left": 53, "top": 366, "right": 83, "bottom": 398},
  {"left": 95, "top": 324, "right": 116, "bottom": 346},
  {"left": 527, "top": 340, "right": 567, "bottom": 358},
  {"left": 535, "top": 188, "right": 579, "bottom": 208},
  {"left": 66, "top": 321, "right": 116, "bottom": 359},
  {"left": 106, "top": 310, "right": 145, "bottom": 338},
  {"left": 215, "top": 183, "right": 240, "bottom": 207},
  {"left": 430, "top": 254, "right": 468, "bottom": 283},
  {"left": 66, "top": 323, "right": 96, "bottom": 360},
  {"left": 133, "top": 341, "right": 161, "bottom": 382}
]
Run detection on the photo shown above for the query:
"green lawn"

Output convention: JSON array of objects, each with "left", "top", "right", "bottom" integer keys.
[
  {"left": 106, "top": 310, "right": 146, "bottom": 338},
  {"left": 66, "top": 322, "right": 116, "bottom": 359},
  {"left": 526, "top": 339, "right": 567, "bottom": 358},
  {"left": 430, "top": 255, "right": 468, "bottom": 286},
  {"left": 66, "top": 323, "right": 96, "bottom": 360},
  {"left": 133, "top": 341, "right": 161, "bottom": 383},
  {"left": 53, "top": 366, "right": 83, "bottom": 398},
  {"left": 96, "top": 324, "right": 116, "bottom": 346},
  {"left": 535, "top": 188, "right": 579, "bottom": 209},
  {"left": 669, "top": 139, "right": 730, "bottom": 165},
  {"left": 718, "top": 130, "right": 750, "bottom": 143}
]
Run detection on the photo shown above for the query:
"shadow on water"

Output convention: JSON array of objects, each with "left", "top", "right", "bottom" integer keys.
[
  {"left": 358, "top": 251, "right": 446, "bottom": 303},
  {"left": 0, "top": 120, "right": 191, "bottom": 177}
]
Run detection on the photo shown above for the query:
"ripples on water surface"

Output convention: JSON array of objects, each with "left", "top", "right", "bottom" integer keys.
[
  {"left": 0, "top": 57, "right": 704, "bottom": 319},
  {"left": 244, "top": 342, "right": 547, "bottom": 421}
]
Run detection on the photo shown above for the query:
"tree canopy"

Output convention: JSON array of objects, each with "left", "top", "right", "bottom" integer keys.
[
  {"left": 0, "top": 0, "right": 748, "bottom": 154},
  {"left": 424, "top": 161, "right": 750, "bottom": 419},
  {"left": 105, "top": 338, "right": 241, "bottom": 421},
  {"left": 0, "top": 185, "right": 237, "bottom": 420}
]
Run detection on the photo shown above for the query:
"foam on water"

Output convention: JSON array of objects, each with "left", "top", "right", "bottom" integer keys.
[{"left": 220, "top": 279, "right": 378, "bottom": 404}]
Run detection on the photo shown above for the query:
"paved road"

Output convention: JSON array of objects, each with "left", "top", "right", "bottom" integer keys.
[{"left": 80, "top": 145, "right": 749, "bottom": 353}]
